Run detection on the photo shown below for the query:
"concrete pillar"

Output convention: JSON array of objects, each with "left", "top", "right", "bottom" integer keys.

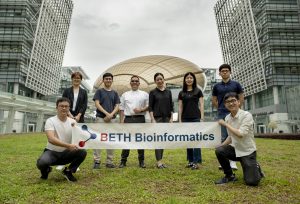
[
  {"left": 36, "top": 112, "right": 44, "bottom": 132},
  {"left": 273, "top": 86, "right": 279, "bottom": 105},
  {"left": 0, "top": 110, "right": 4, "bottom": 120},
  {"left": 23, "top": 112, "right": 28, "bottom": 132},
  {"left": 0, "top": 110, "right": 4, "bottom": 134},
  {"left": 13, "top": 83, "right": 19, "bottom": 95},
  {"left": 33, "top": 91, "right": 37, "bottom": 99},
  {"left": 251, "top": 94, "right": 256, "bottom": 110},
  {"left": 6, "top": 108, "right": 16, "bottom": 133},
  {"left": 251, "top": 94, "right": 257, "bottom": 133}
]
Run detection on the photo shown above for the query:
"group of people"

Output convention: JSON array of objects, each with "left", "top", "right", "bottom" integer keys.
[{"left": 36, "top": 64, "right": 264, "bottom": 186}]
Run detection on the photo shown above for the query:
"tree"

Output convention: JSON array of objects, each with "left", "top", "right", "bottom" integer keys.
[{"left": 268, "top": 121, "right": 278, "bottom": 133}]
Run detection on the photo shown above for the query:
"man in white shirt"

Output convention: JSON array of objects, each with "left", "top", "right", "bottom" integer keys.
[
  {"left": 118, "top": 75, "right": 149, "bottom": 168},
  {"left": 215, "top": 92, "right": 264, "bottom": 186},
  {"left": 36, "top": 97, "right": 87, "bottom": 182}
]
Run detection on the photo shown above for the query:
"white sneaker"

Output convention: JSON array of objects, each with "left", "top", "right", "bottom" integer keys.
[
  {"left": 56, "top": 165, "right": 79, "bottom": 172},
  {"left": 230, "top": 160, "right": 238, "bottom": 170},
  {"left": 56, "top": 165, "right": 65, "bottom": 171}
]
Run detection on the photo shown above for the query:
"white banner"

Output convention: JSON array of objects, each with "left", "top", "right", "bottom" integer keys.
[{"left": 72, "top": 122, "right": 221, "bottom": 149}]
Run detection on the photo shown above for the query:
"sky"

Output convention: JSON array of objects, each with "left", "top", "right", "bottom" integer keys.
[{"left": 63, "top": 0, "right": 222, "bottom": 87}]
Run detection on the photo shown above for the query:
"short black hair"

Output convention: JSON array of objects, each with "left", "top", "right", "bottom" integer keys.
[
  {"left": 71, "top": 72, "right": 83, "bottom": 80},
  {"left": 154, "top": 72, "right": 164, "bottom": 81},
  {"left": 102, "top": 73, "right": 113, "bottom": 80},
  {"left": 223, "top": 92, "right": 239, "bottom": 101},
  {"left": 56, "top": 97, "right": 71, "bottom": 107},
  {"left": 219, "top": 64, "right": 231, "bottom": 72},
  {"left": 130, "top": 75, "right": 140, "bottom": 81}
]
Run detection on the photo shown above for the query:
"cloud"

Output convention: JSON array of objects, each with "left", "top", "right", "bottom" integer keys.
[{"left": 63, "top": 0, "right": 221, "bottom": 86}]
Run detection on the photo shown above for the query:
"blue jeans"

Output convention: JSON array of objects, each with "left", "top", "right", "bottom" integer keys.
[
  {"left": 217, "top": 113, "right": 229, "bottom": 143},
  {"left": 182, "top": 118, "right": 202, "bottom": 164}
]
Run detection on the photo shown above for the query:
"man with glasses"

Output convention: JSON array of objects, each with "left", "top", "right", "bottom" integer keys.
[
  {"left": 36, "top": 97, "right": 87, "bottom": 182},
  {"left": 212, "top": 64, "right": 244, "bottom": 170},
  {"left": 118, "top": 75, "right": 149, "bottom": 168},
  {"left": 215, "top": 92, "right": 264, "bottom": 185}
]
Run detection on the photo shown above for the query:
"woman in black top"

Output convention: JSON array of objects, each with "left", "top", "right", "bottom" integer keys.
[
  {"left": 149, "top": 73, "right": 174, "bottom": 168},
  {"left": 62, "top": 72, "right": 88, "bottom": 123},
  {"left": 178, "top": 72, "right": 204, "bottom": 170}
]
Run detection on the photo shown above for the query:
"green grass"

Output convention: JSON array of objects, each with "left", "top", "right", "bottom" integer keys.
[{"left": 0, "top": 133, "right": 299, "bottom": 204}]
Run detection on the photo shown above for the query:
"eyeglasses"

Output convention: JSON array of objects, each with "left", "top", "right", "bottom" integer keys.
[
  {"left": 225, "top": 99, "right": 238, "bottom": 104},
  {"left": 58, "top": 105, "right": 70, "bottom": 109},
  {"left": 131, "top": 80, "right": 139, "bottom": 83}
]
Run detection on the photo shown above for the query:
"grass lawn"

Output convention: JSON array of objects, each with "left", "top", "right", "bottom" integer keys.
[{"left": 0, "top": 133, "right": 299, "bottom": 204}]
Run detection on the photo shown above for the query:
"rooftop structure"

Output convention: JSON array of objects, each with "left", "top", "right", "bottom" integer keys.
[{"left": 94, "top": 55, "right": 206, "bottom": 95}]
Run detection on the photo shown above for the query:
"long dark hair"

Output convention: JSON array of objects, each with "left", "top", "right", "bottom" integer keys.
[{"left": 182, "top": 72, "right": 197, "bottom": 92}]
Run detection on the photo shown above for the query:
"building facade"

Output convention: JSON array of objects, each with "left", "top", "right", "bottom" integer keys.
[
  {"left": 0, "top": 0, "right": 73, "bottom": 98},
  {"left": 215, "top": 0, "right": 300, "bottom": 133},
  {"left": 0, "top": 0, "right": 74, "bottom": 134},
  {"left": 202, "top": 68, "right": 220, "bottom": 121},
  {"left": 0, "top": 66, "right": 92, "bottom": 134}
]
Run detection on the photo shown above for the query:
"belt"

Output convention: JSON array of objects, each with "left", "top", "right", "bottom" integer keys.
[{"left": 125, "top": 115, "right": 145, "bottom": 118}]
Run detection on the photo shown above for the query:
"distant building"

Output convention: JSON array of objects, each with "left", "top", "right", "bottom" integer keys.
[
  {"left": 0, "top": 0, "right": 74, "bottom": 134},
  {"left": 0, "top": 0, "right": 73, "bottom": 98},
  {"left": 215, "top": 0, "right": 300, "bottom": 133},
  {"left": 94, "top": 55, "right": 206, "bottom": 96},
  {"left": 202, "top": 68, "right": 220, "bottom": 120}
]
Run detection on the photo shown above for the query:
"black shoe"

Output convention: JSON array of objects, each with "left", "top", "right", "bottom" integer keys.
[
  {"left": 93, "top": 162, "right": 100, "bottom": 169},
  {"left": 119, "top": 162, "right": 126, "bottom": 168},
  {"left": 258, "top": 164, "right": 265, "bottom": 178},
  {"left": 215, "top": 174, "right": 237, "bottom": 185},
  {"left": 139, "top": 161, "right": 146, "bottom": 168},
  {"left": 106, "top": 163, "right": 116, "bottom": 168},
  {"left": 62, "top": 167, "right": 77, "bottom": 182},
  {"left": 186, "top": 162, "right": 193, "bottom": 168},
  {"left": 40, "top": 167, "right": 52, "bottom": 180},
  {"left": 62, "top": 168, "right": 77, "bottom": 182}
]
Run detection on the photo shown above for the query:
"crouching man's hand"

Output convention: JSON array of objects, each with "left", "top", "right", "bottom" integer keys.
[{"left": 67, "top": 144, "right": 79, "bottom": 151}]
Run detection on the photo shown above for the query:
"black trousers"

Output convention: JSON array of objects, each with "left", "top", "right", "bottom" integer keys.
[
  {"left": 215, "top": 145, "right": 262, "bottom": 186},
  {"left": 154, "top": 117, "right": 170, "bottom": 161},
  {"left": 70, "top": 110, "right": 84, "bottom": 123},
  {"left": 121, "top": 116, "right": 145, "bottom": 163},
  {"left": 37, "top": 148, "right": 87, "bottom": 173}
]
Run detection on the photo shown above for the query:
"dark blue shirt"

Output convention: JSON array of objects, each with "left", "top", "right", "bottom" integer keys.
[
  {"left": 212, "top": 79, "right": 243, "bottom": 115},
  {"left": 93, "top": 88, "right": 120, "bottom": 118}
]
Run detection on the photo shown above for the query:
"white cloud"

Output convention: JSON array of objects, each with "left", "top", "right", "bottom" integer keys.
[{"left": 63, "top": 0, "right": 221, "bottom": 87}]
